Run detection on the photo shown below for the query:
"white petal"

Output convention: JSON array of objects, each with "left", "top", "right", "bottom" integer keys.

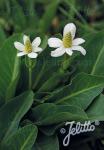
[
  {"left": 48, "top": 38, "right": 62, "bottom": 48},
  {"left": 63, "top": 23, "right": 76, "bottom": 39},
  {"left": 14, "top": 42, "right": 25, "bottom": 51},
  {"left": 33, "top": 47, "right": 43, "bottom": 53},
  {"left": 51, "top": 47, "right": 65, "bottom": 57},
  {"left": 28, "top": 52, "right": 38, "bottom": 58},
  {"left": 72, "top": 46, "right": 86, "bottom": 55},
  {"left": 17, "top": 52, "right": 26, "bottom": 57},
  {"left": 65, "top": 48, "right": 73, "bottom": 56},
  {"left": 32, "top": 37, "right": 41, "bottom": 47},
  {"left": 73, "top": 38, "right": 85, "bottom": 46},
  {"left": 23, "top": 35, "right": 30, "bottom": 44}
]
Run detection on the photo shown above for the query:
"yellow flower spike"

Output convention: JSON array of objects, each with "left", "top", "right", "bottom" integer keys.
[
  {"left": 25, "top": 38, "right": 32, "bottom": 54},
  {"left": 63, "top": 32, "right": 72, "bottom": 48}
]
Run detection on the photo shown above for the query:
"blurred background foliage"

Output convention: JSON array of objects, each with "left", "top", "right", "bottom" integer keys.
[{"left": 0, "top": 0, "right": 104, "bottom": 39}]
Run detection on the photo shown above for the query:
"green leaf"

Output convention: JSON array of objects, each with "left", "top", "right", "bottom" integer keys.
[
  {"left": 10, "top": 0, "right": 26, "bottom": 31},
  {"left": 34, "top": 134, "right": 59, "bottom": 150},
  {"left": 0, "top": 34, "right": 23, "bottom": 102},
  {"left": 23, "top": 0, "right": 38, "bottom": 28},
  {"left": 77, "top": 31, "right": 104, "bottom": 76},
  {"left": 38, "top": 72, "right": 70, "bottom": 92},
  {"left": 32, "top": 103, "right": 87, "bottom": 125},
  {"left": 32, "top": 51, "right": 72, "bottom": 92},
  {"left": 39, "top": 0, "right": 59, "bottom": 33},
  {"left": 47, "top": 73, "right": 104, "bottom": 109},
  {"left": 41, "top": 35, "right": 48, "bottom": 50},
  {"left": 87, "top": 94, "right": 104, "bottom": 121},
  {"left": 1, "top": 124, "right": 38, "bottom": 150},
  {"left": 0, "top": 27, "right": 6, "bottom": 47},
  {"left": 32, "top": 58, "right": 59, "bottom": 91},
  {"left": 0, "top": 91, "right": 34, "bottom": 143}
]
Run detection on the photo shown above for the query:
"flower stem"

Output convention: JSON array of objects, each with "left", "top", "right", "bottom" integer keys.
[
  {"left": 60, "top": 54, "right": 68, "bottom": 73},
  {"left": 63, "top": 54, "right": 67, "bottom": 69},
  {"left": 25, "top": 56, "right": 36, "bottom": 90},
  {"left": 28, "top": 58, "right": 32, "bottom": 89}
]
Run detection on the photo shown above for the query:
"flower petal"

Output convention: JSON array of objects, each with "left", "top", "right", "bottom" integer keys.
[
  {"left": 48, "top": 38, "right": 62, "bottom": 48},
  {"left": 33, "top": 47, "right": 43, "bottom": 53},
  {"left": 73, "top": 38, "right": 85, "bottom": 46},
  {"left": 28, "top": 52, "right": 38, "bottom": 58},
  {"left": 65, "top": 48, "right": 73, "bottom": 56},
  {"left": 32, "top": 37, "right": 41, "bottom": 47},
  {"left": 14, "top": 42, "right": 25, "bottom": 51},
  {"left": 72, "top": 46, "right": 86, "bottom": 55},
  {"left": 51, "top": 47, "right": 65, "bottom": 57},
  {"left": 23, "top": 35, "right": 30, "bottom": 44},
  {"left": 17, "top": 52, "right": 26, "bottom": 57},
  {"left": 63, "top": 23, "right": 76, "bottom": 39}
]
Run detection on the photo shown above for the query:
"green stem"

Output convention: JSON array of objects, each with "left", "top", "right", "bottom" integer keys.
[
  {"left": 28, "top": 59, "right": 32, "bottom": 89},
  {"left": 63, "top": 54, "right": 67, "bottom": 69},
  {"left": 25, "top": 56, "right": 36, "bottom": 90},
  {"left": 60, "top": 54, "right": 68, "bottom": 73}
]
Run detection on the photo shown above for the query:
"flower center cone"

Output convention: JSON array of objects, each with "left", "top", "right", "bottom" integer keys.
[
  {"left": 25, "top": 40, "right": 32, "bottom": 53},
  {"left": 63, "top": 33, "right": 72, "bottom": 48}
]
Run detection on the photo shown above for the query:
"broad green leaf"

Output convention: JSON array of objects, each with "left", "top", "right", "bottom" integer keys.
[
  {"left": 32, "top": 103, "right": 87, "bottom": 125},
  {"left": 77, "top": 31, "right": 104, "bottom": 76},
  {"left": 39, "top": 0, "right": 59, "bottom": 33},
  {"left": 34, "top": 134, "right": 59, "bottom": 150},
  {"left": 38, "top": 72, "right": 70, "bottom": 92},
  {"left": 87, "top": 94, "right": 104, "bottom": 121},
  {"left": 32, "top": 61, "right": 50, "bottom": 90},
  {"left": 0, "top": 34, "right": 22, "bottom": 102},
  {"left": 0, "top": 91, "right": 34, "bottom": 143},
  {"left": 32, "top": 57, "right": 59, "bottom": 91},
  {"left": 1, "top": 124, "right": 38, "bottom": 150},
  {"left": 47, "top": 73, "right": 104, "bottom": 109}
]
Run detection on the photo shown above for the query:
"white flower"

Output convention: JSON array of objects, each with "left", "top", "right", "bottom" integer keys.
[
  {"left": 48, "top": 23, "right": 86, "bottom": 57},
  {"left": 14, "top": 35, "right": 43, "bottom": 58}
]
